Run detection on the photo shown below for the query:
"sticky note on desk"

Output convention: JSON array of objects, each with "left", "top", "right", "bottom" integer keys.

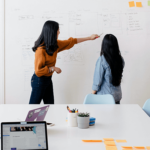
[
  {"left": 104, "top": 138, "right": 114, "bottom": 141},
  {"left": 82, "top": 140, "right": 102, "bottom": 142},
  {"left": 116, "top": 140, "right": 127, "bottom": 143},
  {"left": 136, "top": 2, "right": 142, "bottom": 7},
  {"left": 146, "top": 147, "right": 150, "bottom": 149},
  {"left": 129, "top": 1, "right": 135, "bottom": 7},
  {"left": 148, "top": 1, "right": 150, "bottom": 6},
  {"left": 134, "top": 147, "right": 145, "bottom": 149},
  {"left": 122, "top": 146, "right": 133, "bottom": 149},
  {"left": 104, "top": 141, "right": 116, "bottom": 146},
  {"left": 106, "top": 146, "right": 117, "bottom": 150}
]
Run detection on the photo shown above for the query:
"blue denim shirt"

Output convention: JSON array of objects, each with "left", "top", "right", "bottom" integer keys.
[{"left": 92, "top": 55, "right": 125, "bottom": 102}]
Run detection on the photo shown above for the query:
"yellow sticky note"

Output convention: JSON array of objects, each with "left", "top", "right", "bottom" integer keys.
[
  {"left": 103, "top": 138, "right": 114, "bottom": 141},
  {"left": 136, "top": 2, "right": 142, "bottom": 7},
  {"left": 106, "top": 146, "right": 117, "bottom": 150},
  {"left": 148, "top": 1, "right": 150, "bottom": 6},
  {"left": 129, "top": 1, "right": 135, "bottom": 7},
  {"left": 116, "top": 140, "right": 127, "bottom": 143},
  {"left": 104, "top": 141, "right": 116, "bottom": 146},
  {"left": 122, "top": 146, "right": 133, "bottom": 149},
  {"left": 134, "top": 147, "right": 145, "bottom": 149},
  {"left": 146, "top": 147, "right": 150, "bottom": 150}
]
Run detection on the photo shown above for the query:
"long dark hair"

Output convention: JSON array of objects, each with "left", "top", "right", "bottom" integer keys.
[
  {"left": 32, "top": 20, "right": 59, "bottom": 56},
  {"left": 100, "top": 34, "right": 123, "bottom": 86}
]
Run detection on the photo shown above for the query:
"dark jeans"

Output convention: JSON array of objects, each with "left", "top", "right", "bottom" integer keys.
[
  {"left": 115, "top": 101, "right": 120, "bottom": 104},
  {"left": 29, "top": 74, "right": 54, "bottom": 104}
]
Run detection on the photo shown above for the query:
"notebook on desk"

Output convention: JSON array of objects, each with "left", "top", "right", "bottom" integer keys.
[{"left": 1, "top": 121, "right": 48, "bottom": 150}]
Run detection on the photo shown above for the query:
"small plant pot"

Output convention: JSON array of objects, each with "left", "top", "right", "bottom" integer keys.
[
  {"left": 68, "top": 112, "right": 78, "bottom": 127},
  {"left": 77, "top": 116, "right": 89, "bottom": 129}
]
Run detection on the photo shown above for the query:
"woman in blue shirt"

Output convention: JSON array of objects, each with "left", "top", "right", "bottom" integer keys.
[{"left": 92, "top": 34, "right": 125, "bottom": 104}]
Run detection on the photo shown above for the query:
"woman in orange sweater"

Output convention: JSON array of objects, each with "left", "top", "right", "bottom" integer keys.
[{"left": 29, "top": 20, "right": 99, "bottom": 104}]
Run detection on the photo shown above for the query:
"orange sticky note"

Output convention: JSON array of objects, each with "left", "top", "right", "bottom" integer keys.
[
  {"left": 134, "top": 147, "right": 145, "bottom": 149},
  {"left": 104, "top": 141, "right": 116, "bottom": 146},
  {"left": 104, "top": 138, "right": 114, "bottom": 141},
  {"left": 136, "top": 2, "right": 142, "bottom": 7},
  {"left": 146, "top": 147, "right": 150, "bottom": 150},
  {"left": 82, "top": 140, "right": 102, "bottom": 142},
  {"left": 116, "top": 140, "right": 127, "bottom": 143},
  {"left": 129, "top": 1, "right": 135, "bottom": 7},
  {"left": 106, "top": 146, "right": 117, "bottom": 150},
  {"left": 123, "top": 149, "right": 133, "bottom": 150},
  {"left": 122, "top": 146, "right": 133, "bottom": 149}
]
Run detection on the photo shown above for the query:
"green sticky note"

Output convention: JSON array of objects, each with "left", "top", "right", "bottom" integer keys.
[{"left": 148, "top": 1, "right": 150, "bottom": 6}]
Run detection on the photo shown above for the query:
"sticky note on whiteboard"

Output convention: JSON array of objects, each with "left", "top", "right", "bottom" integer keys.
[
  {"left": 148, "top": 1, "right": 150, "bottom": 6},
  {"left": 129, "top": 1, "right": 135, "bottom": 7},
  {"left": 136, "top": 2, "right": 142, "bottom": 7}
]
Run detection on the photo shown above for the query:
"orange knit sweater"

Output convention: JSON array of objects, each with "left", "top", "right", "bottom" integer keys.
[{"left": 34, "top": 37, "right": 77, "bottom": 77}]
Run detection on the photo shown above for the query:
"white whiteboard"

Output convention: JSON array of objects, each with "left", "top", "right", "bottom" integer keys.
[
  {"left": 0, "top": 0, "right": 4, "bottom": 104},
  {"left": 5, "top": 0, "right": 150, "bottom": 106}
]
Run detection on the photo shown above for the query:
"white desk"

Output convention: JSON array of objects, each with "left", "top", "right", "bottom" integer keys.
[{"left": 0, "top": 104, "right": 150, "bottom": 150}]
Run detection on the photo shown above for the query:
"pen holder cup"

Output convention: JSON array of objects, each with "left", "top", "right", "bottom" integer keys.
[{"left": 67, "top": 112, "right": 78, "bottom": 127}]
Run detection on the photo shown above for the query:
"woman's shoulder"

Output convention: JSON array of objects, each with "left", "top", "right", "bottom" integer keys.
[
  {"left": 35, "top": 46, "right": 46, "bottom": 55},
  {"left": 95, "top": 56, "right": 106, "bottom": 67},
  {"left": 100, "top": 55, "right": 109, "bottom": 67}
]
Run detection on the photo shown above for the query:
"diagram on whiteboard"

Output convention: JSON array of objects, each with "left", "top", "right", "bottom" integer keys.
[
  {"left": 64, "top": 45, "right": 83, "bottom": 63},
  {"left": 21, "top": 38, "right": 34, "bottom": 66},
  {"left": 68, "top": 11, "right": 99, "bottom": 37},
  {"left": 57, "top": 44, "right": 84, "bottom": 65},
  {"left": 102, "top": 13, "right": 123, "bottom": 34}
]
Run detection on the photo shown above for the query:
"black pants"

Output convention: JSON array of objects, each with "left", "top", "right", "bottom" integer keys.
[
  {"left": 115, "top": 101, "right": 120, "bottom": 104},
  {"left": 29, "top": 74, "right": 54, "bottom": 104}
]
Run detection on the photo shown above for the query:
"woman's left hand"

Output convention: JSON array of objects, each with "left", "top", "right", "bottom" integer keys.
[
  {"left": 92, "top": 90, "right": 97, "bottom": 94},
  {"left": 90, "top": 34, "right": 100, "bottom": 40}
]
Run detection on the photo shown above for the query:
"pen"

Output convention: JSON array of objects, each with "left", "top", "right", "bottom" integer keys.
[
  {"left": 67, "top": 106, "right": 70, "bottom": 111},
  {"left": 96, "top": 33, "right": 103, "bottom": 38}
]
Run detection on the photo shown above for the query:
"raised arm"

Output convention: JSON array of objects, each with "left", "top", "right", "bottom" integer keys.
[
  {"left": 58, "top": 34, "right": 100, "bottom": 52},
  {"left": 77, "top": 34, "right": 100, "bottom": 43}
]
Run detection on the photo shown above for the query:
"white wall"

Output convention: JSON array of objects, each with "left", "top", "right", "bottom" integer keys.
[
  {"left": 3, "top": 0, "right": 150, "bottom": 106},
  {"left": 0, "top": 0, "right": 4, "bottom": 104}
]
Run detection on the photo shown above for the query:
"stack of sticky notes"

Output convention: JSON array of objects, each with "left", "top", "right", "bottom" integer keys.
[
  {"left": 104, "top": 138, "right": 118, "bottom": 150},
  {"left": 89, "top": 117, "right": 96, "bottom": 126}
]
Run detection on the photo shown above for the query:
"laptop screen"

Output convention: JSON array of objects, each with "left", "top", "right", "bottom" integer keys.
[{"left": 2, "top": 122, "right": 47, "bottom": 150}]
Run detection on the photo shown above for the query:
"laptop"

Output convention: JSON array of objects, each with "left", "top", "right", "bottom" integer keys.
[
  {"left": 25, "top": 105, "right": 50, "bottom": 122},
  {"left": 1, "top": 121, "right": 48, "bottom": 150}
]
